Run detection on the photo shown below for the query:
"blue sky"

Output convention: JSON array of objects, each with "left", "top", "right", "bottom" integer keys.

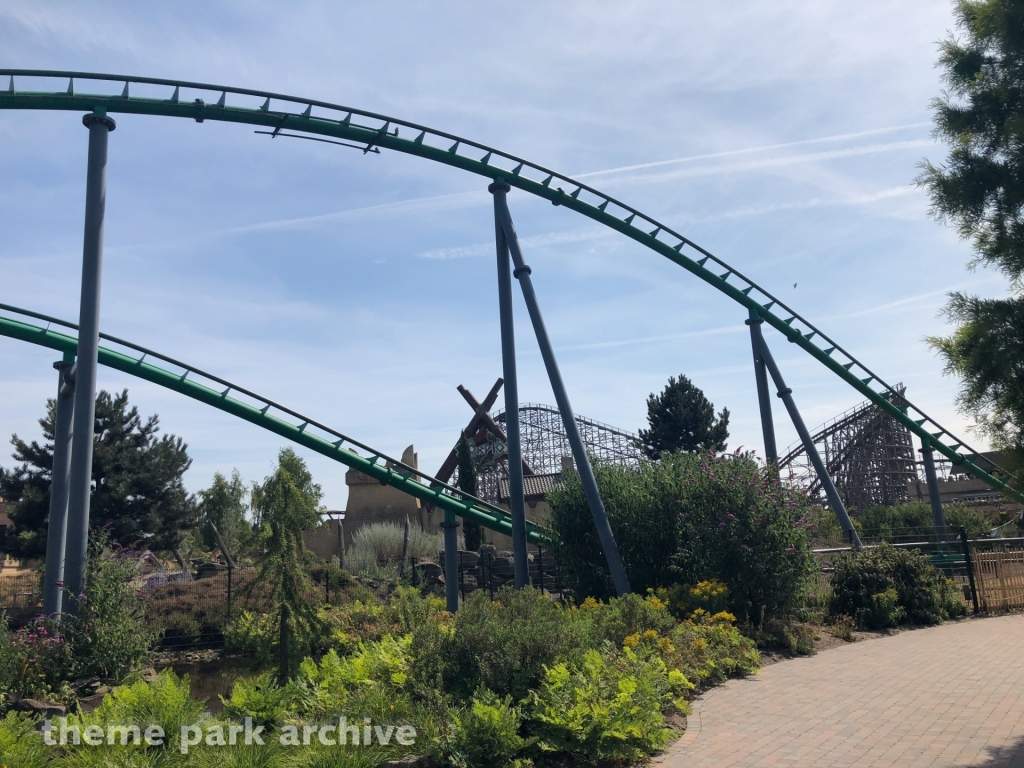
[{"left": 0, "top": 1, "right": 1006, "bottom": 510}]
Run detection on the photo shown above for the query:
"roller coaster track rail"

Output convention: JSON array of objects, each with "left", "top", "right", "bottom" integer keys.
[
  {"left": 0, "top": 68, "right": 1020, "bottom": 506},
  {"left": 0, "top": 302, "right": 549, "bottom": 545}
]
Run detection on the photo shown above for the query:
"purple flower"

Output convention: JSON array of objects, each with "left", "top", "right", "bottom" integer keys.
[
  {"left": 726, "top": 514, "right": 735, "bottom": 519},
  {"left": 718, "top": 522, "right": 727, "bottom": 528},
  {"left": 54, "top": 580, "right": 64, "bottom": 587}
]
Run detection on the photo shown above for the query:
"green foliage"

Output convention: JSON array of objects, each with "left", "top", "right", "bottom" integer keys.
[
  {"left": 572, "top": 592, "right": 676, "bottom": 649},
  {"left": 916, "top": 0, "right": 1024, "bottom": 455},
  {"left": 457, "top": 433, "right": 482, "bottom": 552},
  {"left": 450, "top": 688, "right": 526, "bottom": 768},
  {"left": 859, "top": 501, "right": 992, "bottom": 540},
  {"left": 346, "top": 521, "right": 439, "bottom": 581},
  {"left": 423, "top": 589, "right": 576, "bottom": 701},
  {"left": 549, "top": 452, "right": 815, "bottom": 622},
  {"left": 829, "top": 614, "right": 857, "bottom": 641},
  {"left": 526, "top": 648, "right": 679, "bottom": 764},
  {"left": 224, "top": 610, "right": 279, "bottom": 666},
  {"left": 198, "top": 469, "right": 249, "bottom": 556},
  {"left": 929, "top": 294, "right": 1024, "bottom": 454},
  {"left": 68, "top": 670, "right": 206, "bottom": 758},
  {"left": 637, "top": 374, "right": 729, "bottom": 459},
  {"left": 830, "top": 543, "right": 967, "bottom": 628},
  {"left": 63, "top": 540, "right": 156, "bottom": 681},
  {"left": 248, "top": 448, "right": 325, "bottom": 679},
  {"left": 0, "top": 537, "right": 154, "bottom": 704},
  {"left": 657, "top": 580, "right": 731, "bottom": 621},
  {"left": 0, "top": 710, "right": 51, "bottom": 765},
  {"left": 0, "top": 389, "right": 197, "bottom": 558}
]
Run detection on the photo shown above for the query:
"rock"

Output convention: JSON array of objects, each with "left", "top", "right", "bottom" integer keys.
[
  {"left": 13, "top": 699, "right": 66, "bottom": 718},
  {"left": 139, "top": 667, "right": 158, "bottom": 683},
  {"left": 78, "top": 692, "right": 107, "bottom": 713},
  {"left": 381, "top": 757, "right": 436, "bottom": 768},
  {"left": 459, "top": 574, "right": 478, "bottom": 590},
  {"left": 456, "top": 551, "right": 480, "bottom": 570},
  {"left": 414, "top": 562, "right": 444, "bottom": 581}
]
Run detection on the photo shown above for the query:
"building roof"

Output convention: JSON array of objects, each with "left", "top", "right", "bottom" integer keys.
[{"left": 498, "top": 472, "right": 563, "bottom": 502}]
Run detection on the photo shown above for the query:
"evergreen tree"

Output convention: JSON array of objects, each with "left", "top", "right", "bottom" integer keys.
[
  {"left": 457, "top": 432, "right": 482, "bottom": 551},
  {"left": 248, "top": 448, "right": 323, "bottom": 681},
  {"left": 638, "top": 375, "right": 729, "bottom": 460},
  {"left": 197, "top": 469, "right": 249, "bottom": 556},
  {"left": 0, "top": 389, "right": 197, "bottom": 557},
  {"left": 917, "top": 0, "right": 1024, "bottom": 468}
]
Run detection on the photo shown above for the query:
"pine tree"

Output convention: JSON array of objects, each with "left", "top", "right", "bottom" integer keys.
[
  {"left": 638, "top": 375, "right": 729, "bottom": 460},
  {"left": 457, "top": 432, "right": 482, "bottom": 551},
  {"left": 248, "top": 448, "right": 323, "bottom": 681},
  {"left": 917, "top": 0, "right": 1024, "bottom": 468},
  {"left": 0, "top": 389, "right": 197, "bottom": 557}
]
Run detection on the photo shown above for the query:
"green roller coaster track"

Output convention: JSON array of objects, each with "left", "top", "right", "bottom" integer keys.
[
  {"left": 0, "top": 303, "right": 549, "bottom": 545},
  {"left": 0, "top": 69, "right": 1021, "bottom": 506}
]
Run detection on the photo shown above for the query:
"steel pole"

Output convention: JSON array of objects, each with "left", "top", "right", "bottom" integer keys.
[
  {"left": 753, "top": 332, "right": 862, "bottom": 549},
  {"left": 489, "top": 183, "right": 530, "bottom": 589},
  {"left": 441, "top": 516, "right": 460, "bottom": 612},
  {"left": 64, "top": 111, "right": 115, "bottom": 605},
  {"left": 921, "top": 442, "right": 947, "bottom": 548},
  {"left": 493, "top": 190, "right": 631, "bottom": 595},
  {"left": 42, "top": 357, "right": 76, "bottom": 616},
  {"left": 746, "top": 313, "right": 778, "bottom": 465}
]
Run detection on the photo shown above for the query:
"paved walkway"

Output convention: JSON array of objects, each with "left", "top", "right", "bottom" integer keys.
[{"left": 658, "top": 614, "right": 1024, "bottom": 768}]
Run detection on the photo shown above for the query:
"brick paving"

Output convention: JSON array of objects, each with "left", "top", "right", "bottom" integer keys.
[{"left": 658, "top": 614, "right": 1024, "bottom": 768}]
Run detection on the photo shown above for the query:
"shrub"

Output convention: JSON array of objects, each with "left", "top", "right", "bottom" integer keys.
[
  {"left": 858, "top": 501, "right": 991, "bottom": 540},
  {"left": 527, "top": 648, "right": 682, "bottom": 764},
  {"left": 347, "top": 521, "right": 439, "bottom": 580},
  {"left": 224, "top": 609, "right": 279, "bottom": 665},
  {"left": 830, "top": 543, "right": 966, "bottom": 628},
  {"left": 425, "top": 589, "right": 576, "bottom": 701},
  {"left": 573, "top": 592, "right": 676, "bottom": 649},
  {"left": 66, "top": 670, "right": 206, "bottom": 759},
  {"left": 62, "top": 539, "right": 156, "bottom": 682},
  {"left": 658, "top": 579, "right": 731, "bottom": 620},
  {"left": 828, "top": 615, "right": 856, "bottom": 641},
  {"left": 0, "top": 711, "right": 51, "bottom": 765},
  {"left": 662, "top": 615, "right": 760, "bottom": 686},
  {"left": 549, "top": 452, "right": 816, "bottom": 623},
  {"left": 450, "top": 688, "right": 526, "bottom": 768}
]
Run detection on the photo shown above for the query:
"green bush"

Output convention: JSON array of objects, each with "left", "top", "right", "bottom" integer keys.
[
  {"left": 830, "top": 544, "right": 966, "bottom": 628},
  {"left": 549, "top": 452, "right": 816, "bottom": 623},
  {"left": 62, "top": 541, "right": 156, "bottom": 682},
  {"left": 347, "top": 521, "right": 439, "bottom": 581},
  {"left": 450, "top": 688, "right": 526, "bottom": 768},
  {"left": 527, "top": 648, "right": 682, "bottom": 764},
  {"left": 0, "top": 710, "right": 51, "bottom": 765},
  {"left": 858, "top": 501, "right": 991, "bottom": 540},
  {"left": 423, "top": 589, "right": 576, "bottom": 701}
]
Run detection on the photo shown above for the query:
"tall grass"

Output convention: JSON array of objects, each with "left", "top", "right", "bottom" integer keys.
[{"left": 347, "top": 521, "right": 440, "bottom": 580}]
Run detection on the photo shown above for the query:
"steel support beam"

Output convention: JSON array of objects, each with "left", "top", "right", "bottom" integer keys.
[
  {"left": 42, "top": 356, "right": 75, "bottom": 616},
  {"left": 493, "top": 189, "right": 631, "bottom": 595},
  {"left": 920, "top": 442, "right": 947, "bottom": 547},
  {"left": 64, "top": 111, "right": 114, "bottom": 605},
  {"left": 489, "top": 183, "right": 530, "bottom": 589},
  {"left": 753, "top": 329, "right": 863, "bottom": 549},
  {"left": 746, "top": 313, "right": 778, "bottom": 465}
]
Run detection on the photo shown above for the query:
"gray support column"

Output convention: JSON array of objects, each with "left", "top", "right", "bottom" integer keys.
[
  {"left": 441, "top": 515, "right": 460, "bottom": 612},
  {"left": 493, "top": 189, "right": 631, "bottom": 595},
  {"left": 42, "top": 357, "right": 76, "bottom": 616},
  {"left": 489, "top": 183, "right": 530, "bottom": 589},
  {"left": 746, "top": 313, "right": 778, "bottom": 465},
  {"left": 753, "top": 331, "right": 863, "bottom": 549},
  {"left": 920, "top": 442, "right": 947, "bottom": 546},
  {"left": 64, "top": 111, "right": 115, "bottom": 605}
]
